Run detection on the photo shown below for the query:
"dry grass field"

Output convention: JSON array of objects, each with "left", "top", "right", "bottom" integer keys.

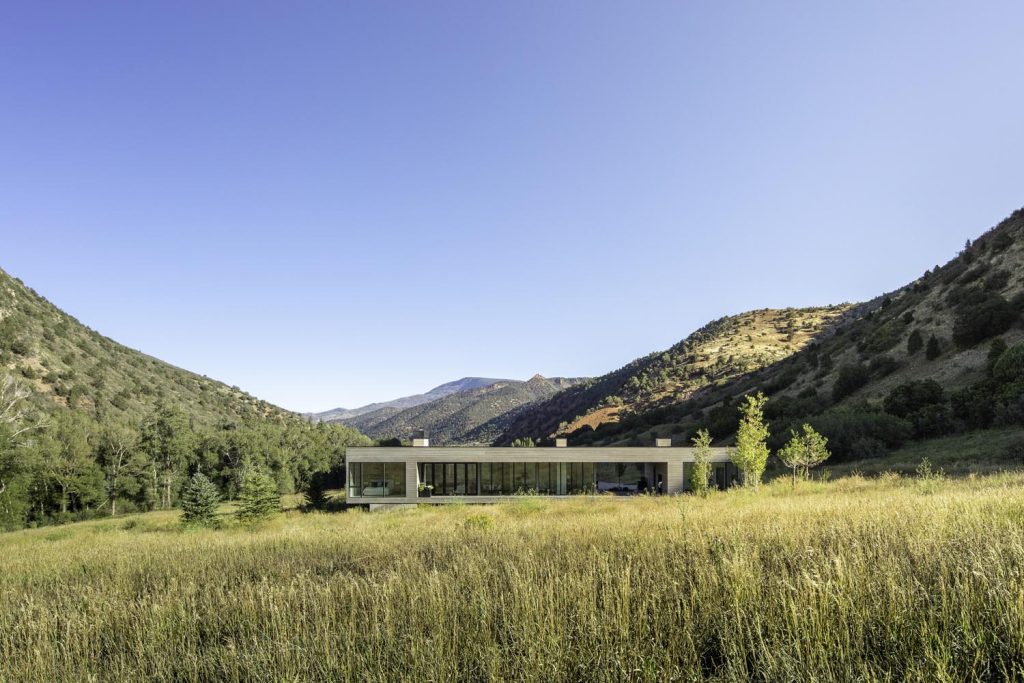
[{"left": 2, "top": 472, "right": 1024, "bottom": 682}]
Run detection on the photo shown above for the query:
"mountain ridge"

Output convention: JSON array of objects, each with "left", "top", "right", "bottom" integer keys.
[
  {"left": 307, "top": 377, "right": 508, "bottom": 422},
  {"left": 336, "top": 375, "right": 586, "bottom": 445}
]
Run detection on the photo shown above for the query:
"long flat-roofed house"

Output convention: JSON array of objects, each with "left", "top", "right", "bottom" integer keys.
[{"left": 346, "top": 432, "right": 739, "bottom": 508}]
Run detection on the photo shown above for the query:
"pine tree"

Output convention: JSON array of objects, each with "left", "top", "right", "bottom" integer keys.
[
  {"left": 731, "top": 393, "right": 770, "bottom": 490},
  {"left": 689, "top": 428, "right": 713, "bottom": 496},
  {"left": 907, "top": 329, "right": 923, "bottom": 355},
  {"left": 180, "top": 472, "right": 220, "bottom": 527},
  {"left": 925, "top": 334, "right": 941, "bottom": 360},
  {"left": 236, "top": 466, "right": 280, "bottom": 522}
]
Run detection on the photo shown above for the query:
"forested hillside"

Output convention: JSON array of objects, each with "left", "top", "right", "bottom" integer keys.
[
  {"left": 498, "top": 306, "right": 851, "bottom": 444},
  {"left": 341, "top": 375, "right": 584, "bottom": 445},
  {"left": 0, "top": 267, "right": 369, "bottom": 531},
  {"left": 532, "top": 208, "right": 1024, "bottom": 465}
]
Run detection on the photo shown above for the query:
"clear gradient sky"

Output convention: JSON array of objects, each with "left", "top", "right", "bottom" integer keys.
[{"left": 3, "top": 2, "right": 1023, "bottom": 412}]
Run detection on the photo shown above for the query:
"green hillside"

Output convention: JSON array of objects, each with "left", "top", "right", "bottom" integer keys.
[
  {"left": 0, "top": 266, "right": 369, "bottom": 531},
  {"left": 0, "top": 267, "right": 289, "bottom": 426},
  {"left": 341, "top": 375, "right": 584, "bottom": 445},
  {"left": 542, "top": 208, "right": 1024, "bottom": 462},
  {"left": 498, "top": 306, "right": 851, "bottom": 444}
]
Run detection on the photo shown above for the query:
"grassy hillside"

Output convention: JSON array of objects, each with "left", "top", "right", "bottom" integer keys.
[
  {"left": 531, "top": 208, "right": 1024, "bottom": 458},
  {"left": 498, "top": 306, "right": 851, "bottom": 444},
  {"left": 2, "top": 474, "right": 1023, "bottom": 681},
  {"left": 0, "top": 266, "right": 291, "bottom": 426},
  {"left": 342, "top": 375, "right": 584, "bottom": 445}
]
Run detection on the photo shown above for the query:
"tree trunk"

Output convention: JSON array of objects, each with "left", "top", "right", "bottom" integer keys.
[
  {"left": 110, "top": 495, "right": 117, "bottom": 517},
  {"left": 792, "top": 466, "right": 797, "bottom": 488}
]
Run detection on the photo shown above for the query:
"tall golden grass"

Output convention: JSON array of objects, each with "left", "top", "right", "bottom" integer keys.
[{"left": 1, "top": 473, "right": 1023, "bottom": 681}]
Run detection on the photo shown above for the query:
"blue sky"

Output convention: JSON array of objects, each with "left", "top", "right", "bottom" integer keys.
[{"left": 3, "top": 2, "right": 1023, "bottom": 412}]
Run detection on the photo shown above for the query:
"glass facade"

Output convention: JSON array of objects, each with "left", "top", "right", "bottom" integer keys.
[
  {"left": 350, "top": 460, "right": 739, "bottom": 498},
  {"left": 416, "top": 461, "right": 649, "bottom": 496},
  {"left": 347, "top": 462, "right": 406, "bottom": 497},
  {"left": 421, "top": 462, "right": 479, "bottom": 495}
]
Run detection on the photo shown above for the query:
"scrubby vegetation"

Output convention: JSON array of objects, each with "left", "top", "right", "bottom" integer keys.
[
  {"left": 1, "top": 474, "right": 1023, "bottom": 681},
  {"left": 498, "top": 306, "right": 852, "bottom": 445}
]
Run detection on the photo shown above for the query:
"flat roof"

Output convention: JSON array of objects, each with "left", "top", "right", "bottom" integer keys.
[{"left": 347, "top": 446, "right": 732, "bottom": 463}]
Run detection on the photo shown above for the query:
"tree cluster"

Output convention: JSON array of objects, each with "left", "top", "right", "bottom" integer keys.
[{"left": 0, "top": 377, "right": 369, "bottom": 531}]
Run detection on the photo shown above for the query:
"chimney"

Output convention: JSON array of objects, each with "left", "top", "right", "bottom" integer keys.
[
  {"left": 655, "top": 438, "right": 672, "bottom": 447},
  {"left": 555, "top": 438, "right": 568, "bottom": 448},
  {"left": 412, "top": 429, "right": 429, "bottom": 448}
]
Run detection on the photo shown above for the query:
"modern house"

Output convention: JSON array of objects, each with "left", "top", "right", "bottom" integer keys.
[{"left": 346, "top": 434, "right": 739, "bottom": 508}]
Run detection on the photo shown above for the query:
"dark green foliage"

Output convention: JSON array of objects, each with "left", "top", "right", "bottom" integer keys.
[
  {"left": 905, "top": 404, "right": 955, "bottom": 439},
  {"left": 957, "top": 264, "right": 987, "bottom": 286},
  {"left": 907, "top": 330, "right": 924, "bottom": 355},
  {"left": 992, "top": 229, "right": 1014, "bottom": 252},
  {"left": 0, "top": 314, "right": 30, "bottom": 356},
  {"left": 858, "top": 320, "right": 903, "bottom": 354},
  {"left": 304, "top": 465, "right": 345, "bottom": 510},
  {"left": 764, "top": 366, "right": 801, "bottom": 395},
  {"left": 950, "top": 385, "right": 996, "bottom": 431},
  {"left": 764, "top": 393, "right": 825, "bottom": 421},
  {"left": 868, "top": 355, "right": 900, "bottom": 377},
  {"left": 987, "top": 338, "right": 1009, "bottom": 375},
  {"left": 883, "top": 381, "right": 946, "bottom": 418},
  {"left": 984, "top": 269, "right": 1011, "bottom": 291},
  {"left": 180, "top": 473, "right": 219, "bottom": 526},
  {"left": 992, "top": 344, "right": 1024, "bottom": 385},
  {"left": 952, "top": 292, "right": 1017, "bottom": 349},
  {"left": 832, "top": 363, "right": 870, "bottom": 402},
  {"left": 236, "top": 466, "right": 280, "bottom": 522},
  {"left": 804, "top": 409, "right": 913, "bottom": 462},
  {"left": 926, "top": 335, "right": 942, "bottom": 360}
]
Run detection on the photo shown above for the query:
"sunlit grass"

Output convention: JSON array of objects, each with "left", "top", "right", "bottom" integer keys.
[{"left": 2, "top": 473, "right": 1024, "bottom": 681}]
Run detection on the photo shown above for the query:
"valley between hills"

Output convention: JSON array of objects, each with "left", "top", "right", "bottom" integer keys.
[{"left": 2, "top": 207, "right": 1024, "bottom": 531}]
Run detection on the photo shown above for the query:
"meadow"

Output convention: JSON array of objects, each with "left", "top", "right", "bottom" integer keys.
[{"left": 1, "top": 473, "right": 1024, "bottom": 682}]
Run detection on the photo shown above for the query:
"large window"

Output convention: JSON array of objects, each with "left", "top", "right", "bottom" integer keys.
[
  {"left": 595, "top": 463, "right": 644, "bottom": 493},
  {"left": 421, "top": 463, "right": 479, "bottom": 495},
  {"left": 566, "top": 462, "right": 595, "bottom": 493},
  {"left": 347, "top": 462, "right": 405, "bottom": 497}
]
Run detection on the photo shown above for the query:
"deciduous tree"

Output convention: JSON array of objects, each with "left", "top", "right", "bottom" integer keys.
[
  {"left": 731, "top": 393, "right": 770, "bottom": 489},
  {"left": 777, "top": 424, "right": 831, "bottom": 487},
  {"left": 690, "top": 428, "right": 712, "bottom": 496}
]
